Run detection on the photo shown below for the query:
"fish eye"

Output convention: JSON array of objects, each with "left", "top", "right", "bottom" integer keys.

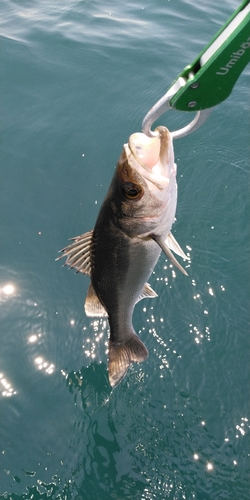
[{"left": 122, "top": 182, "right": 143, "bottom": 200}]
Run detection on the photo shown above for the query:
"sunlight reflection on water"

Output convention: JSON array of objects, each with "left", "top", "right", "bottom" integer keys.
[{"left": 0, "top": 372, "right": 16, "bottom": 397}]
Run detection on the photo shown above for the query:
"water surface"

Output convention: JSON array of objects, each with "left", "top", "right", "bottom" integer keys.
[{"left": 1, "top": 1, "right": 249, "bottom": 499}]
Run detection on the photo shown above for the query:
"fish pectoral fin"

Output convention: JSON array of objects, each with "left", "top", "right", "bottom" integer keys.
[
  {"left": 152, "top": 235, "right": 188, "bottom": 276},
  {"left": 136, "top": 283, "right": 158, "bottom": 303},
  {"left": 166, "top": 232, "right": 189, "bottom": 260},
  {"left": 56, "top": 230, "right": 93, "bottom": 275},
  {"left": 84, "top": 283, "right": 108, "bottom": 317},
  {"left": 108, "top": 334, "right": 148, "bottom": 388}
]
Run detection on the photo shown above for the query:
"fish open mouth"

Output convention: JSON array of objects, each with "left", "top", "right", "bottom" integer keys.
[
  {"left": 127, "top": 127, "right": 174, "bottom": 189},
  {"left": 128, "top": 133, "right": 161, "bottom": 172}
]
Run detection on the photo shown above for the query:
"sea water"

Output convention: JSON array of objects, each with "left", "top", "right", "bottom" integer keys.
[{"left": 0, "top": 1, "right": 249, "bottom": 499}]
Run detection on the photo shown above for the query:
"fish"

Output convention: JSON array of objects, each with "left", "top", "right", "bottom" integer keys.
[{"left": 57, "top": 126, "right": 188, "bottom": 388}]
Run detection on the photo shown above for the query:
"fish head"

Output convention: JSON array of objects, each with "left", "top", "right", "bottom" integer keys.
[{"left": 113, "top": 126, "right": 177, "bottom": 237}]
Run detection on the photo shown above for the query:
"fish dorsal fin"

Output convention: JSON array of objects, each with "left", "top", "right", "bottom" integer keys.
[
  {"left": 56, "top": 230, "right": 93, "bottom": 275},
  {"left": 84, "top": 283, "right": 108, "bottom": 317},
  {"left": 109, "top": 334, "right": 148, "bottom": 388},
  {"left": 152, "top": 235, "right": 188, "bottom": 276},
  {"left": 166, "top": 232, "right": 189, "bottom": 260},
  {"left": 136, "top": 283, "right": 158, "bottom": 303}
]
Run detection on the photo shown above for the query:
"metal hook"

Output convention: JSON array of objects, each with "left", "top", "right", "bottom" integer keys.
[
  {"left": 142, "top": 79, "right": 212, "bottom": 139},
  {"left": 171, "top": 107, "right": 213, "bottom": 139}
]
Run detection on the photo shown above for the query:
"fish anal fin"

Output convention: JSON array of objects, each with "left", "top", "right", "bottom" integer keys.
[
  {"left": 84, "top": 283, "right": 108, "bottom": 317},
  {"left": 166, "top": 232, "right": 189, "bottom": 260},
  {"left": 56, "top": 230, "right": 93, "bottom": 276},
  {"left": 152, "top": 234, "right": 188, "bottom": 276},
  {"left": 136, "top": 282, "right": 158, "bottom": 303},
  {"left": 109, "top": 334, "right": 148, "bottom": 388}
]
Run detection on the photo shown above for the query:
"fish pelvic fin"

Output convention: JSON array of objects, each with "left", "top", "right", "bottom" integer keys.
[
  {"left": 56, "top": 230, "right": 93, "bottom": 275},
  {"left": 108, "top": 334, "right": 148, "bottom": 388},
  {"left": 84, "top": 283, "right": 108, "bottom": 317},
  {"left": 166, "top": 232, "right": 189, "bottom": 260},
  {"left": 152, "top": 234, "right": 188, "bottom": 276}
]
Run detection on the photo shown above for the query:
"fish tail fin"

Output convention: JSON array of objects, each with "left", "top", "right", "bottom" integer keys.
[{"left": 108, "top": 334, "right": 148, "bottom": 388}]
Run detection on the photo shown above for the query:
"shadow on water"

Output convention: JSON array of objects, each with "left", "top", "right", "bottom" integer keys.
[
  {"left": 65, "top": 362, "right": 111, "bottom": 416},
  {"left": 61, "top": 362, "right": 146, "bottom": 500}
]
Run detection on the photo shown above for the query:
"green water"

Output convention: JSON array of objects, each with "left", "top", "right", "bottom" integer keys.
[{"left": 1, "top": 1, "right": 249, "bottom": 499}]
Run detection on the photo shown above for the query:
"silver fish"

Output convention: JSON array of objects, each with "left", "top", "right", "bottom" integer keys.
[{"left": 57, "top": 126, "right": 188, "bottom": 387}]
